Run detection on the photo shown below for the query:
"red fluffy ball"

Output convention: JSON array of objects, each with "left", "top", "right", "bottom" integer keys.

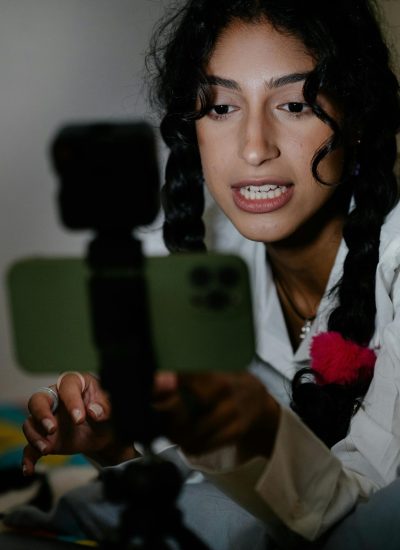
[{"left": 310, "top": 331, "right": 376, "bottom": 385}]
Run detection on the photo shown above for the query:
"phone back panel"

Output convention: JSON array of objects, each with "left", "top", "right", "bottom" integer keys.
[
  {"left": 146, "top": 254, "right": 255, "bottom": 372},
  {"left": 7, "top": 258, "right": 98, "bottom": 373},
  {"left": 6, "top": 253, "right": 255, "bottom": 374}
]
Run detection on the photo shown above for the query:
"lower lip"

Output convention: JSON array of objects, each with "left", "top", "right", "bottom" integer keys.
[{"left": 232, "top": 185, "right": 294, "bottom": 213}]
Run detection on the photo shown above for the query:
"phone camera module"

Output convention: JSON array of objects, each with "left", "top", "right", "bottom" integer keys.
[
  {"left": 189, "top": 266, "right": 212, "bottom": 287},
  {"left": 206, "top": 290, "right": 230, "bottom": 310},
  {"left": 218, "top": 266, "right": 240, "bottom": 287}
]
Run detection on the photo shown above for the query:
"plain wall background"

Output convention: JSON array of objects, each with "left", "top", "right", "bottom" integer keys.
[
  {"left": 0, "top": 0, "right": 400, "bottom": 403},
  {"left": 0, "top": 0, "right": 167, "bottom": 402}
]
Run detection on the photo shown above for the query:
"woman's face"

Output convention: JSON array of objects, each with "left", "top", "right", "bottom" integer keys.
[{"left": 195, "top": 20, "right": 344, "bottom": 243}]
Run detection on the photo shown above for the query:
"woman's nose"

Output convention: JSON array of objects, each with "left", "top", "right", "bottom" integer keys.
[{"left": 239, "top": 114, "right": 280, "bottom": 166}]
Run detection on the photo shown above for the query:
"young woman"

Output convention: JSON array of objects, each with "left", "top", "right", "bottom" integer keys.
[{"left": 17, "top": 0, "right": 400, "bottom": 547}]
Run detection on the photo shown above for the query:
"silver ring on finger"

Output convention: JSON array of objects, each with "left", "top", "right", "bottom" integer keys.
[{"left": 34, "top": 386, "right": 59, "bottom": 413}]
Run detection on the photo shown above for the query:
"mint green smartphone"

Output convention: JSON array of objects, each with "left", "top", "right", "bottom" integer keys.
[{"left": 6, "top": 253, "right": 255, "bottom": 374}]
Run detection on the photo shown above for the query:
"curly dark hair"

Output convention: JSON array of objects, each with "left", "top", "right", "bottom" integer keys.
[{"left": 147, "top": 0, "right": 400, "bottom": 448}]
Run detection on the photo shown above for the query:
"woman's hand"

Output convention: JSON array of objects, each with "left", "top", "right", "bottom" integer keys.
[
  {"left": 153, "top": 371, "right": 280, "bottom": 460},
  {"left": 22, "top": 372, "right": 136, "bottom": 475}
]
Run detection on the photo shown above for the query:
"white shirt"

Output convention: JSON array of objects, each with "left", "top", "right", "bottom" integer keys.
[{"left": 187, "top": 200, "right": 400, "bottom": 542}]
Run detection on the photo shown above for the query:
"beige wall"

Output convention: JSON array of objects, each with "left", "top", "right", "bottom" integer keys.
[{"left": 380, "top": 0, "right": 400, "bottom": 69}]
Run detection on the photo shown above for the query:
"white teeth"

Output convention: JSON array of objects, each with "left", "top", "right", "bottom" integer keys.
[
  {"left": 239, "top": 185, "right": 289, "bottom": 200},
  {"left": 245, "top": 184, "right": 277, "bottom": 192}
]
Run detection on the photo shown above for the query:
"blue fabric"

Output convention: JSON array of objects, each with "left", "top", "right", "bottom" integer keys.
[{"left": 315, "top": 478, "right": 400, "bottom": 550}]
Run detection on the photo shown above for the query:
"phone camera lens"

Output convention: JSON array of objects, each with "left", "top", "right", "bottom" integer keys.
[
  {"left": 189, "top": 266, "right": 212, "bottom": 286},
  {"left": 218, "top": 266, "right": 240, "bottom": 287},
  {"left": 206, "top": 290, "right": 230, "bottom": 310}
]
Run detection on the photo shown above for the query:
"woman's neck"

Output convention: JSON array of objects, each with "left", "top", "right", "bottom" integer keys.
[
  {"left": 267, "top": 199, "right": 347, "bottom": 349},
  {"left": 268, "top": 215, "right": 344, "bottom": 296}
]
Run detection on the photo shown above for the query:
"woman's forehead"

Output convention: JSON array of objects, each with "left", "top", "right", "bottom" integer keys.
[{"left": 206, "top": 20, "right": 315, "bottom": 83}]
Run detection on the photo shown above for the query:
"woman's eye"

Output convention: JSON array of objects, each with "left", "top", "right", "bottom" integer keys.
[
  {"left": 208, "top": 104, "right": 236, "bottom": 119},
  {"left": 279, "top": 102, "right": 311, "bottom": 115}
]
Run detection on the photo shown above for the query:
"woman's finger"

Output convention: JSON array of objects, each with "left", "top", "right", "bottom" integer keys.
[
  {"left": 56, "top": 372, "right": 88, "bottom": 424},
  {"left": 82, "top": 375, "right": 111, "bottom": 422},
  {"left": 27, "top": 390, "right": 58, "bottom": 435},
  {"left": 188, "top": 398, "right": 238, "bottom": 443},
  {"left": 22, "top": 416, "right": 57, "bottom": 456},
  {"left": 153, "top": 371, "right": 179, "bottom": 399},
  {"left": 178, "top": 372, "right": 233, "bottom": 409},
  {"left": 183, "top": 417, "right": 244, "bottom": 455},
  {"left": 22, "top": 443, "right": 44, "bottom": 477}
]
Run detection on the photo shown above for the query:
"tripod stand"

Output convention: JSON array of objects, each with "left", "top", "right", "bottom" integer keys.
[
  {"left": 100, "top": 454, "right": 209, "bottom": 549},
  {"left": 51, "top": 122, "right": 210, "bottom": 550},
  {"left": 87, "top": 232, "right": 209, "bottom": 550}
]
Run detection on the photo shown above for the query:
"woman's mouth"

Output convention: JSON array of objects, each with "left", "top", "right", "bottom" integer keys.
[{"left": 232, "top": 182, "right": 294, "bottom": 213}]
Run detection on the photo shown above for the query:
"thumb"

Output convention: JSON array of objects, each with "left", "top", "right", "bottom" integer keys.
[{"left": 153, "top": 371, "right": 178, "bottom": 399}]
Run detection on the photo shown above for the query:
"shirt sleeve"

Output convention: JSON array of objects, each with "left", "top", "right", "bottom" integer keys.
[{"left": 187, "top": 405, "right": 378, "bottom": 541}]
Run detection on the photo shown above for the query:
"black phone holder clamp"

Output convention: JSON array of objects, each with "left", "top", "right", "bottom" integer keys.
[{"left": 51, "top": 122, "right": 210, "bottom": 550}]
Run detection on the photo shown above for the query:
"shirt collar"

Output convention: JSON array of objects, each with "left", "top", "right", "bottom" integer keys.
[{"left": 250, "top": 239, "right": 347, "bottom": 380}]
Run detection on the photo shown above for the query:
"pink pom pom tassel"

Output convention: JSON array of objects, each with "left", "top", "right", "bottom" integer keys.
[{"left": 310, "top": 331, "right": 376, "bottom": 385}]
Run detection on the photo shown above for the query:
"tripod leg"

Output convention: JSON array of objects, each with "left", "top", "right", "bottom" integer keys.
[{"left": 173, "top": 525, "right": 211, "bottom": 550}]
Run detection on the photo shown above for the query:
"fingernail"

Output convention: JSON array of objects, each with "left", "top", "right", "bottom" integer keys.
[
  {"left": 35, "top": 440, "right": 47, "bottom": 454},
  {"left": 22, "top": 464, "right": 28, "bottom": 476},
  {"left": 42, "top": 418, "right": 55, "bottom": 433},
  {"left": 88, "top": 403, "right": 104, "bottom": 419},
  {"left": 72, "top": 408, "right": 82, "bottom": 423}
]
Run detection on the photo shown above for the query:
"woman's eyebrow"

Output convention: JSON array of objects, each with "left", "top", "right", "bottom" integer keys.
[
  {"left": 204, "top": 71, "right": 310, "bottom": 91},
  {"left": 267, "top": 71, "right": 310, "bottom": 89},
  {"left": 204, "top": 75, "right": 241, "bottom": 90}
]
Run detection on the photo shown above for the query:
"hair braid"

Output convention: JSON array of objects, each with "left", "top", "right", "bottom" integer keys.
[
  {"left": 292, "top": 132, "right": 399, "bottom": 448},
  {"left": 290, "top": 0, "right": 400, "bottom": 447},
  {"left": 160, "top": 117, "right": 206, "bottom": 253},
  {"left": 329, "top": 160, "right": 397, "bottom": 343}
]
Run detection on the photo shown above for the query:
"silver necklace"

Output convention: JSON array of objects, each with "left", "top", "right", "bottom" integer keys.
[{"left": 275, "top": 278, "right": 317, "bottom": 340}]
